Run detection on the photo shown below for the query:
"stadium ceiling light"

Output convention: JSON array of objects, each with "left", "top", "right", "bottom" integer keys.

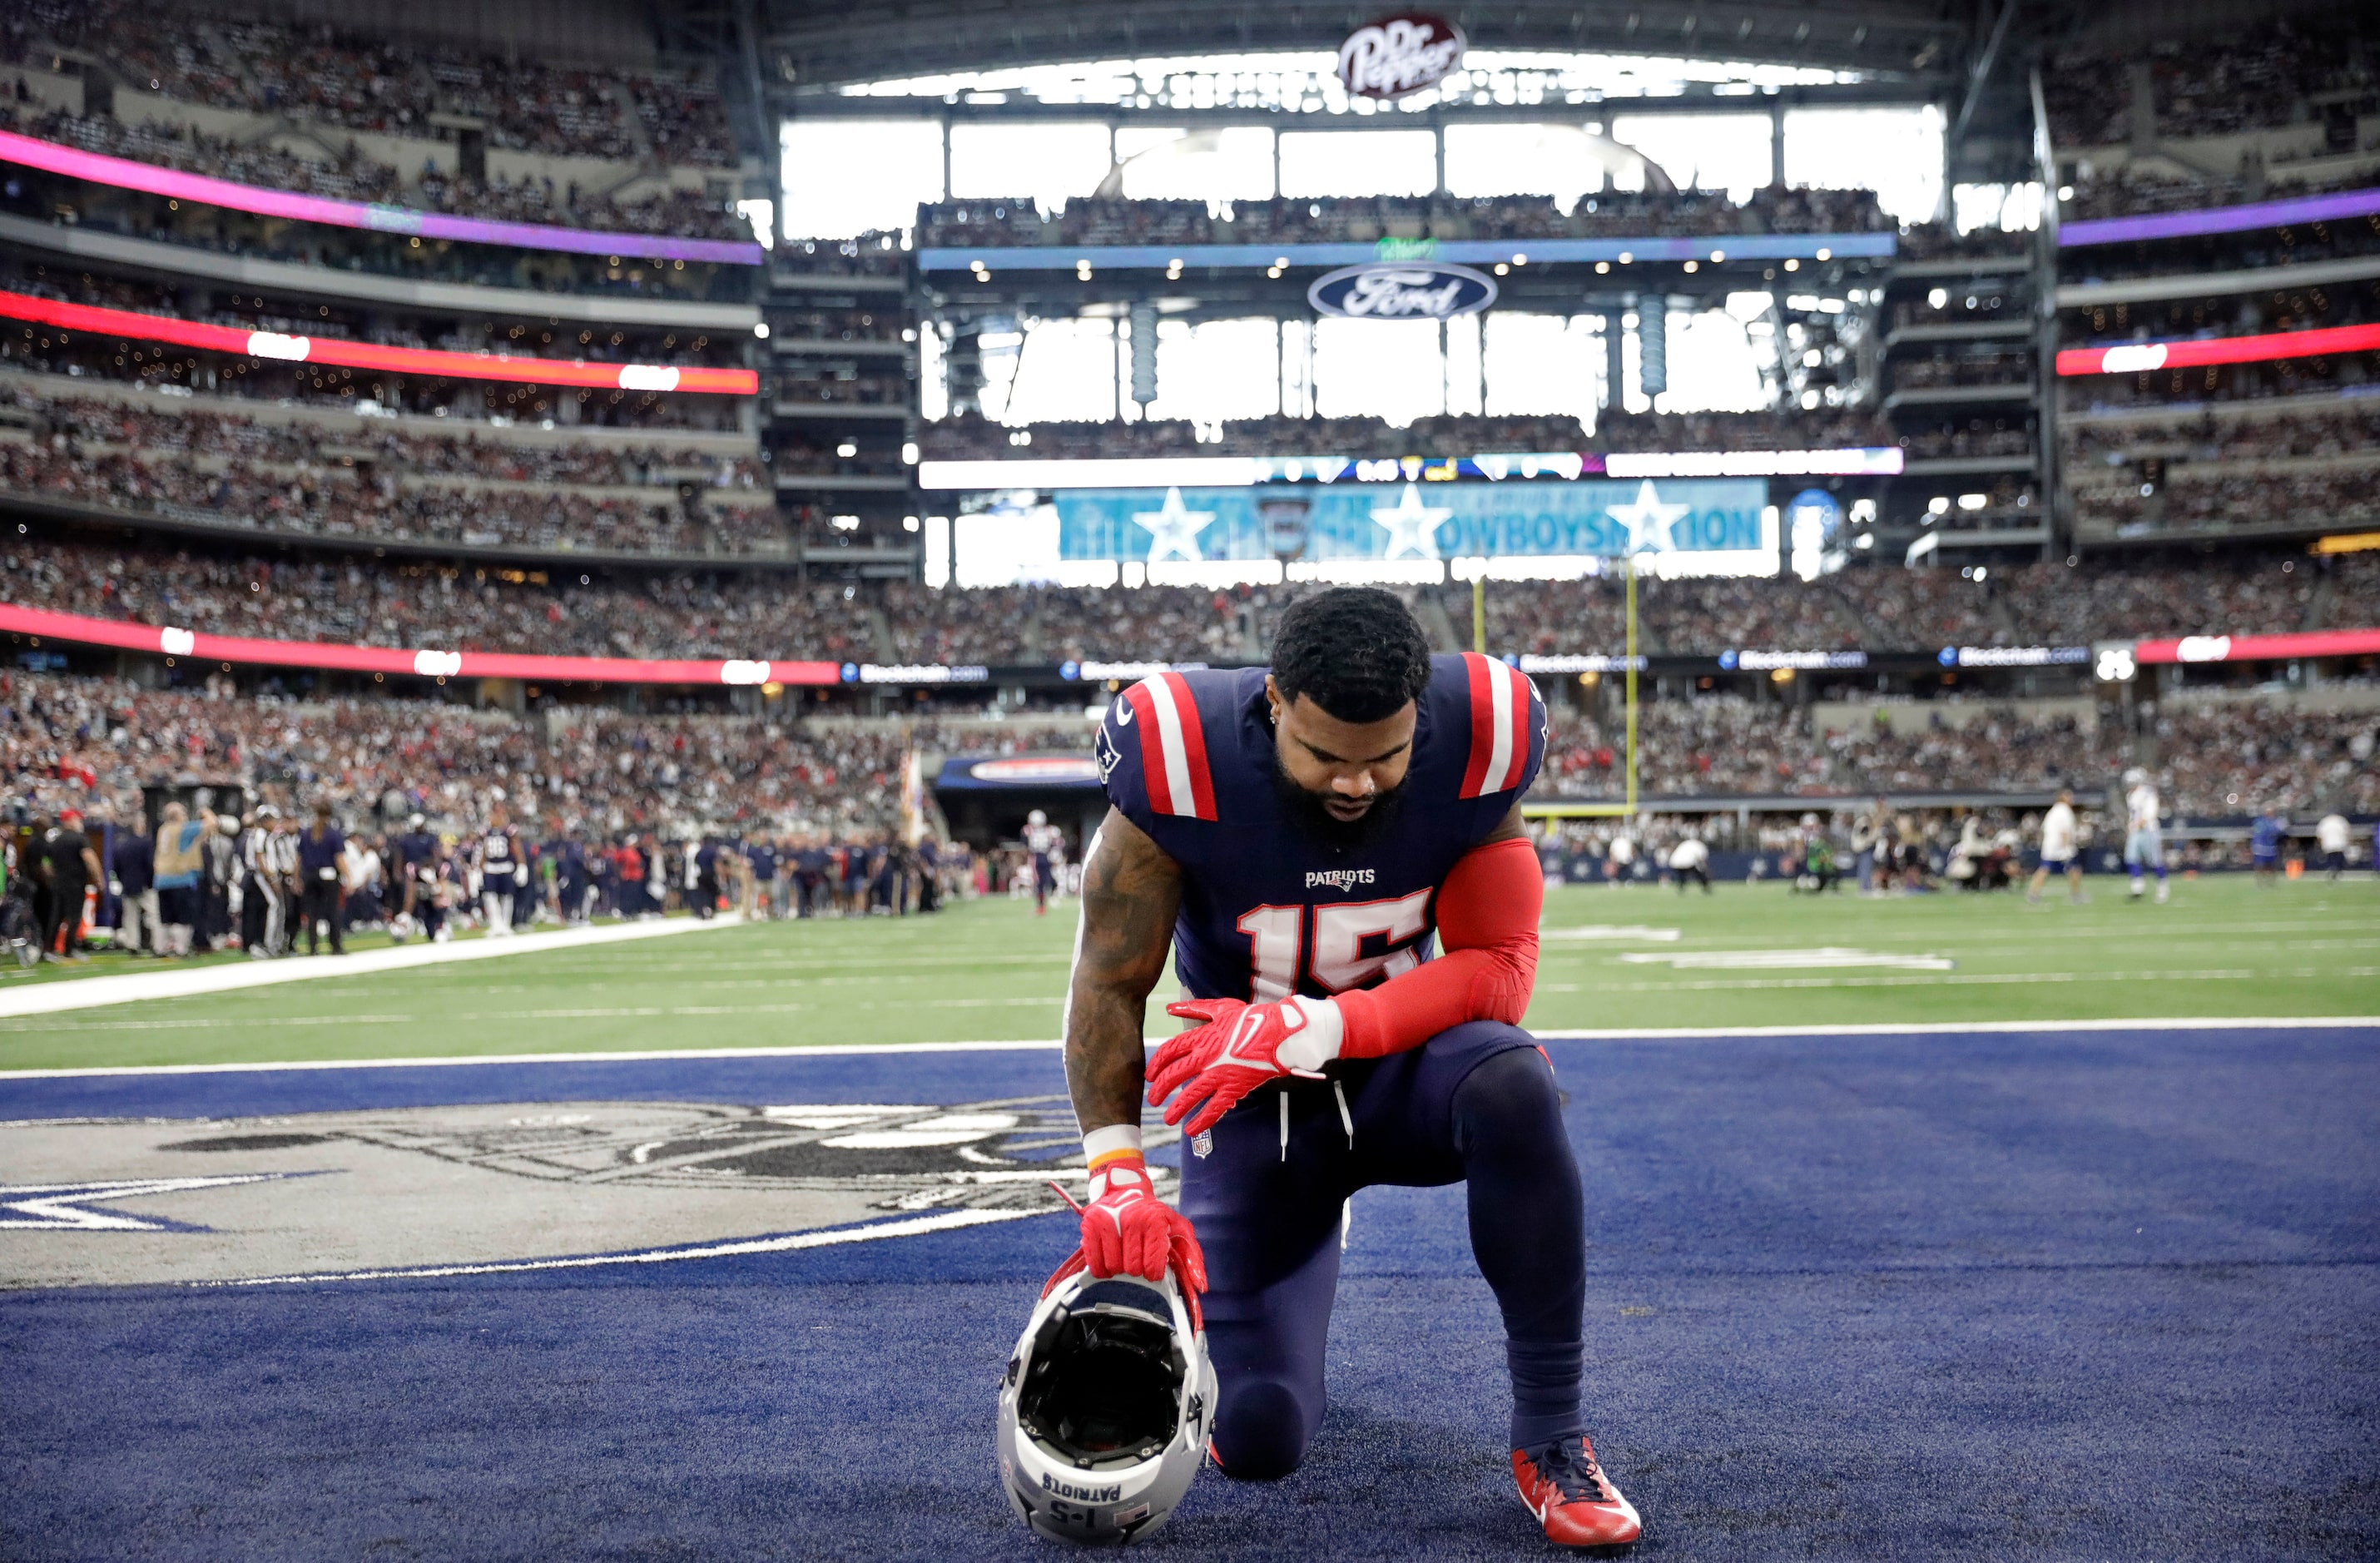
[
  {"left": 1783, "top": 258, "right": 1798, "bottom": 271},
  {"left": 2057, "top": 322, "right": 2380, "bottom": 375},
  {"left": 0, "top": 129, "right": 762, "bottom": 265},
  {"left": 0, "top": 290, "right": 760, "bottom": 394}
]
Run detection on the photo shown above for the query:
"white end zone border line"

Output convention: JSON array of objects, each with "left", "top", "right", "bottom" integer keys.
[
  {"left": 200, "top": 1206, "right": 1054, "bottom": 1288},
  {"left": 4, "top": 1015, "right": 2378, "bottom": 1080},
  {"left": 0, "top": 914, "right": 743, "bottom": 1021}
]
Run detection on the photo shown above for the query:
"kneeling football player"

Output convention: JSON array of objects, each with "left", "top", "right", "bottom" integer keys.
[{"left": 1053, "top": 587, "right": 1639, "bottom": 1547}]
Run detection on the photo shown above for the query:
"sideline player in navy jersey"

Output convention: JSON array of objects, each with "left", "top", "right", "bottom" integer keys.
[{"left": 1051, "top": 587, "right": 1639, "bottom": 1549}]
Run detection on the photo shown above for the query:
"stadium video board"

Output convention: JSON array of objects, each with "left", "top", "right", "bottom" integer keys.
[{"left": 954, "top": 477, "right": 1775, "bottom": 584}]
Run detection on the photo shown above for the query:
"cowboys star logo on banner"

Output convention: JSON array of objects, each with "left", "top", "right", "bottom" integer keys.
[
  {"left": 1133, "top": 487, "right": 1216, "bottom": 563},
  {"left": 1605, "top": 480, "right": 1691, "bottom": 554},
  {"left": 1371, "top": 484, "right": 1453, "bottom": 558}
]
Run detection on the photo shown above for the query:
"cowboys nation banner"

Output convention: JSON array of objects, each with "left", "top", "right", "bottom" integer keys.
[{"left": 1054, "top": 479, "right": 1769, "bottom": 563}]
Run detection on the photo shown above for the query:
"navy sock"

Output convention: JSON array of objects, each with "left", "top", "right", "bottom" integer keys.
[{"left": 1451, "top": 1046, "right": 1589, "bottom": 1449}]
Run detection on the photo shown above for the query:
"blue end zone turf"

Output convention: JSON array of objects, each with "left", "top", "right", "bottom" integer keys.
[{"left": 4, "top": 1027, "right": 2377, "bottom": 1560}]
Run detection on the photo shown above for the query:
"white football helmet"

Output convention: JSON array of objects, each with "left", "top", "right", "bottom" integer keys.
[
  {"left": 997, "top": 1268, "right": 1214, "bottom": 1545},
  {"left": 1027, "top": 810, "right": 1049, "bottom": 828}
]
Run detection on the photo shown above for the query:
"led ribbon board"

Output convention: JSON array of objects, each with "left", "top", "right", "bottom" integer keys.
[
  {"left": 2059, "top": 184, "right": 2380, "bottom": 248},
  {"left": 2132, "top": 628, "right": 2380, "bottom": 664},
  {"left": 2057, "top": 323, "right": 2380, "bottom": 377},
  {"left": 915, "top": 234, "right": 1895, "bottom": 272},
  {"left": 0, "top": 128, "right": 766, "bottom": 265},
  {"left": 0, "top": 604, "right": 838, "bottom": 686},
  {"left": 0, "top": 290, "right": 759, "bottom": 394},
  {"left": 918, "top": 449, "right": 1902, "bottom": 490}
]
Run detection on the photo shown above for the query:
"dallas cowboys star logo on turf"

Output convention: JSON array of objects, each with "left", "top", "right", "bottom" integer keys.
[
  {"left": 0, "top": 1173, "right": 305, "bottom": 1232},
  {"left": 1371, "top": 483, "right": 1452, "bottom": 559},
  {"left": 1133, "top": 487, "right": 1216, "bottom": 563},
  {"left": 1605, "top": 479, "right": 1691, "bottom": 555}
]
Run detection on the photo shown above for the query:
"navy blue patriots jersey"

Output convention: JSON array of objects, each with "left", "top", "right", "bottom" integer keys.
[{"left": 1094, "top": 652, "right": 1545, "bottom": 1004}]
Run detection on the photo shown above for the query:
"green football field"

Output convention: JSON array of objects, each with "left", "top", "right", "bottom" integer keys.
[{"left": 1, "top": 875, "right": 2373, "bottom": 1073}]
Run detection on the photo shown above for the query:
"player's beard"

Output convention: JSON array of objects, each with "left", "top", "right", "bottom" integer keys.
[{"left": 1271, "top": 757, "right": 1407, "bottom": 853}]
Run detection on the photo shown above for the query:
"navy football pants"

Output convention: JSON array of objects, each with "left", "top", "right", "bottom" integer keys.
[{"left": 1178, "top": 1021, "right": 1586, "bottom": 1477}]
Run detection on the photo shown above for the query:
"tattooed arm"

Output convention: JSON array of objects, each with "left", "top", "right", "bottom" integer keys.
[{"left": 1064, "top": 806, "right": 1184, "bottom": 1134}]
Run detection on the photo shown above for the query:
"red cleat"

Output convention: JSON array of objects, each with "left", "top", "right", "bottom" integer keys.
[{"left": 1512, "top": 1434, "right": 1641, "bottom": 1548}]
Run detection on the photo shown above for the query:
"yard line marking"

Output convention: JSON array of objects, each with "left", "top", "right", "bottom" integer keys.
[
  {"left": 1615, "top": 948, "right": 1956, "bottom": 970},
  {"left": 1541, "top": 925, "right": 1683, "bottom": 942},
  {"left": 202, "top": 1205, "right": 1054, "bottom": 1285},
  {"left": 4, "top": 1018, "right": 2378, "bottom": 1079},
  {"left": 0, "top": 915, "right": 741, "bottom": 1020}
]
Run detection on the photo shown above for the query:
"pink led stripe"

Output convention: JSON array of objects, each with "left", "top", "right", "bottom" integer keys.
[
  {"left": 2056, "top": 323, "right": 2380, "bottom": 376},
  {"left": 0, "top": 288, "right": 757, "bottom": 394},
  {"left": 0, "top": 127, "right": 766, "bottom": 265},
  {"left": 2133, "top": 628, "right": 2380, "bottom": 664},
  {"left": 0, "top": 603, "right": 841, "bottom": 686}
]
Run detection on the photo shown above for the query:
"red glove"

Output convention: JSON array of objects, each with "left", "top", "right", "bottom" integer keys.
[
  {"left": 1044, "top": 1151, "right": 1207, "bottom": 1322},
  {"left": 1147, "top": 994, "right": 1343, "bottom": 1139}
]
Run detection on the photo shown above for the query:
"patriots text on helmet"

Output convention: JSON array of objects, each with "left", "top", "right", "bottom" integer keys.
[{"left": 1041, "top": 1474, "right": 1125, "bottom": 1503}]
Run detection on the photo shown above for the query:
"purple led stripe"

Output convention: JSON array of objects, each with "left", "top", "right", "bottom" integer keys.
[
  {"left": 0, "top": 128, "right": 765, "bottom": 265},
  {"left": 2060, "top": 185, "right": 2380, "bottom": 248}
]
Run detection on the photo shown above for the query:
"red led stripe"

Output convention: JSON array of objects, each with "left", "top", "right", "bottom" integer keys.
[
  {"left": 2133, "top": 628, "right": 2380, "bottom": 664},
  {"left": 0, "top": 289, "right": 757, "bottom": 394},
  {"left": 0, "top": 603, "right": 839, "bottom": 685},
  {"left": 2056, "top": 322, "right": 2380, "bottom": 376}
]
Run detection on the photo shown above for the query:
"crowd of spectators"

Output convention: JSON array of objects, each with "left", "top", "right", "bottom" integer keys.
[
  {"left": 10, "top": 3, "right": 735, "bottom": 167},
  {"left": 2066, "top": 395, "right": 2380, "bottom": 472},
  {"left": 916, "top": 187, "right": 1892, "bottom": 251},
  {"left": 1889, "top": 350, "right": 2033, "bottom": 391},
  {"left": 3, "top": 444, "right": 783, "bottom": 555},
  {"left": 1896, "top": 221, "right": 2035, "bottom": 263},
  {"left": 771, "top": 307, "right": 910, "bottom": 345},
  {"left": 917, "top": 408, "right": 1896, "bottom": 462},
  {"left": 0, "top": 103, "right": 751, "bottom": 241},
  {"left": 1900, "top": 418, "right": 2034, "bottom": 460},
  {"left": 2075, "top": 467, "right": 2380, "bottom": 538},
  {"left": 1539, "top": 693, "right": 2377, "bottom": 817},
  {"left": 775, "top": 234, "right": 908, "bottom": 280},
  {"left": 2042, "top": 17, "right": 2379, "bottom": 150},
  {"left": 1, "top": 671, "right": 920, "bottom": 842},
  {"left": 1, "top": 538, "right": 882, "bottom": 662},
  {"left": 776, "top": 374, "right": 909, "bottom": 409},
  {"left": 12, "top": 389, "right": 761, "bottom": 486},
  {"left": 7, "top": 528, "right": 2368, "bottom": 667}
]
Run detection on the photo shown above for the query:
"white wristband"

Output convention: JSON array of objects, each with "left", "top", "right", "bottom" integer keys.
[
  {"left": 1273, "top": 995, "right": 1346, "bottom": 1074},
  {"left": 1083, "top": 1123, "right": 1143, "bottom": 1199},
  {"left": 1082, "top": 1123, "right": 1143, "bottom": 1164}
]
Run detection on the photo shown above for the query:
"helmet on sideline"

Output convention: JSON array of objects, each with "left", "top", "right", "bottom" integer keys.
[
  {"left": 2122, "top": 767, "right": 2147, "bottom": 786},
  {"left": 997, "top": 1268, "right": 1214, "bottom": 1545},
  {"left": 1027, "top": 810, "right": 1049, "bottom": 827}
]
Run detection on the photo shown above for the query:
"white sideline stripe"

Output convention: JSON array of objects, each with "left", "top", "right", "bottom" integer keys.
[
  {"left": 1617, "top": 948, "right": 1957, "bottom": 970},
  {"left": 0, "top": 915, "right": 741, "bottom": 1020},
  {"left": 5, "top": 1017, "right": 2377, "bottom": 1080},
  {"left": 202, "top": 1206, "right": 1050, "bottom": 1286},
  {"left": 1141, "top": 672, "right": 1197, "bottom": 816}
]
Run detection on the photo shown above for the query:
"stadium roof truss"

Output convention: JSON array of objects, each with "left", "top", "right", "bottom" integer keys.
[{"left": 756, "top": 1, "right": 1976, "bottom": 97}]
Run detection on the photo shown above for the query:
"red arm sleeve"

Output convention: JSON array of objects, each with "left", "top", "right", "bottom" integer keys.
[{"left": 1331, "top": 834, "right": 1541, "bottom": 1059}]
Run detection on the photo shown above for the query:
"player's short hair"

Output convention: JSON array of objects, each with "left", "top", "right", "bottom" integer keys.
[{"left": 1271, "top": 586, "right": 1432, "bottom": 723}]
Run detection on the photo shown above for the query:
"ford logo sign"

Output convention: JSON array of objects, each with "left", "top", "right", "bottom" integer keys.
[
  {"left": 1337, "top": 13, "right": 1466, "bottom": 100},
  {"left": 1308, "top": 262, "right": 1496, "bottom": 320}
]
